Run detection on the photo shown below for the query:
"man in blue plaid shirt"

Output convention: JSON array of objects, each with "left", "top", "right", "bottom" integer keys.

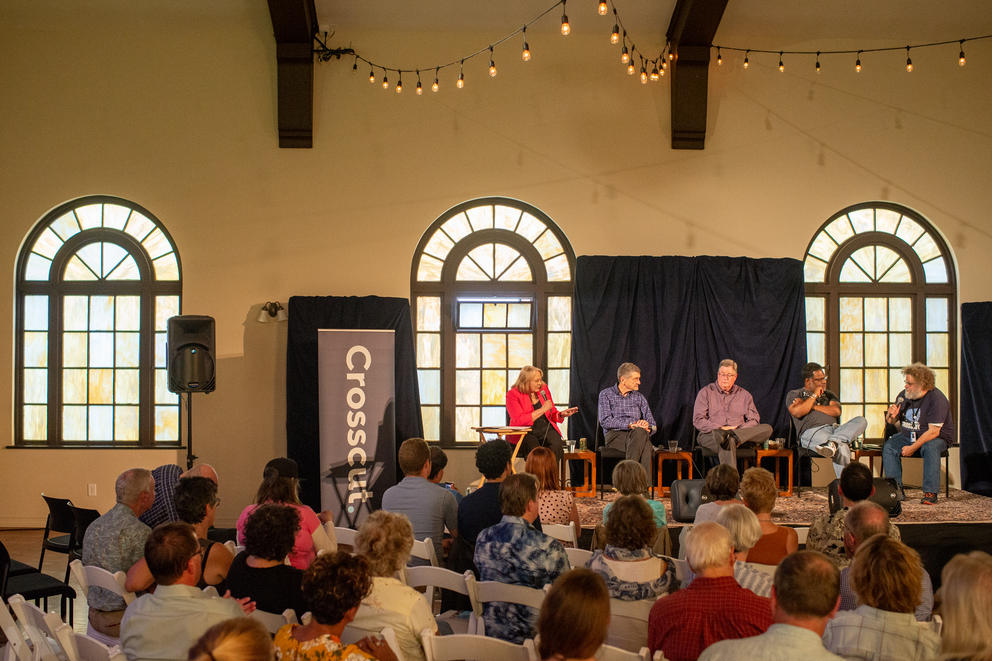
[{"left": 598, "top": 362, "right": 658, "bottom": 477}]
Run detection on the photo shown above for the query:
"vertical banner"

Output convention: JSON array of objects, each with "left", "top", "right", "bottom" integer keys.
[{"left": 318, "top": 329, "right": 396, "bottom": 528}]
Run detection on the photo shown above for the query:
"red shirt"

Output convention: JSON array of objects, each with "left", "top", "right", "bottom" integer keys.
[{"left": 648, "top": 575, "right": 772, "bottom": 661}]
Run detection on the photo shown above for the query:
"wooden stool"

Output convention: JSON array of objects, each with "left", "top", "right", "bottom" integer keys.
[
  {"left": 854, "top": 448, "right": 882, "bottom": 475},
  {"left": 562, "top": 450, "right": 596, "bottom": 498},
  {"left": 655, "top": 450, "right": 693, "bottom": 497},
  {"left": 755, "top": 448, "right": 793, "bottom": 497}
]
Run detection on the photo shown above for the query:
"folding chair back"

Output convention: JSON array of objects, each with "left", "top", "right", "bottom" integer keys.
[
  {"left": 541, "top": 523, "right": 577, "bottom": 548},
  {"left": 249, "top": 608, "right": 297, "bottom": 635},
  {"left": 594, "top": 643, "right": 651, "bottom": 661},
  {"left": 69, "top": 557, "right": 132, "bottom": 643},
  {"left": 471, "top": 581, "right": 546, "bottom": 637},
  {"left": 333, "top": 527, "right": 358, "bottom": 549},
  {"left": 565, "top": 547, "right": 592, "bottom": 568},
  {"left": 6, "top": 594, "right": 61, "bottom": 661},
  {"left": 50, "top": 623, "right": 126, "bottom": 661},
  {"left": 409, "top": 538, "right": 439, "bottom": 567},
  {"left": 403, "top": 566, "right": 475, "bottom": 612},
  {"left": 0, "top": 597, "right": 33, "bottom": 661},
  {"left": 605, "top": 596, "right": 657, "bottom": 653},
  {"left": 421, "top": 631, "right": 537, "bottom": 661},
  {"left": 341, "top": 625, "right": 404, "bottom": 661}
]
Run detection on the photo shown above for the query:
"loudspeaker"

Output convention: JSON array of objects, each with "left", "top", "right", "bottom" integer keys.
[
  {"left": 167, "top": 315, "right": 216, "bottom": 393},
  {"left": 828, "top": 477, "right": 902, "bottom": 518}
]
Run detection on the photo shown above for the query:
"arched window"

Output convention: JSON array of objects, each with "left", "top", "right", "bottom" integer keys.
[
  {"left": 15, "top": 196, "right": 182, "bottom": 446},
  {"left": 411, "top": 198, "right": 575, "bottom": 445},
  {"left": 803, "top": 202, "right": 956, "bottom": 440}
]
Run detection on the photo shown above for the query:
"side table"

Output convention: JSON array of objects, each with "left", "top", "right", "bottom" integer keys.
[
  {"left": 655, "top": 449, "right": 693, "bottom": 498},
  {"left": 755, "top": 448, "right": 793, "bottom": 497},
  {"left": 562, "top": 450, "right": 596, "bottom": 498}
]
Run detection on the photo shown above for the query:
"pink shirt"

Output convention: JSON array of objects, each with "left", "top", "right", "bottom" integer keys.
[{"left": 236, "top": 502, "right": 321, "bottom": 570}]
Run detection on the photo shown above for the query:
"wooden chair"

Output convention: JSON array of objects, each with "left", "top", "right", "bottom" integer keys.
[
  {"left": 565, "top": 547, "right": 593, "bottom": 569},
  {"left": 69, "top": 560, "right": 134, "bottom": 646},
  {"left": 470, "top": 580, "right": 547, "bottom": 638},
  {"left": 421, "top": 631, "right": 537, "bottom": 661},
  {"left": 341, "top": 625, "right": 404, "bottom": 661},
  {"left": 250, "top": 608, "right": 298, "bottom": 635}
]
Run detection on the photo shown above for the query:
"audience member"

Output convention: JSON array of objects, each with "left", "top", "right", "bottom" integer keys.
[
  {"left": 692, "top": 464, "right": 741, "bottom": 524},
  {"left": 648, "top": 521, "right": 772, "bottom": 661},
  {"left": 82, "top": 468, "right": 155, "bottom": 637},
  {"left": 473, "top": 473, "right": 569, "bottom": 643},
  {"left": 351, "top": 511, "right": 437, "bottom": 661},
  {"left": 740, "top": 467, "right": 798, "bottom": 564},
  {"left": 587, "top": 495, "right": 676, "bottom": 600},
  {"left": 381, "top": 438, "right": 458, "bottom": 563},
  {"left": 693, "top": 359, "right": 773, "bottom": 466},
  {"left": 188, "top": 617, "right": 273, "bottom": 661},
  {"left": 699, "top": 551, "right": 842, "bottom": 660},
  {"left": 824, "top": 534, "right": 940, "bottom": 659},
  {"left": 141, "top": 463, "right": 219, "bottom": 529},
  {"left": 936, "top": 550, "right": 992, "bottom": 661},
  {"left": 603, "top": 460, "right": 667, "bottom": 527},
  {"left": 273, "top": 552, "right": 397, "bottom": 661},
  {"left": 427, "top": 445, "right": 462, "bottom": 504},
  {"left": 121, "top": 523, "right": 248, "bottom": 661},
  {"left": 456, "top": 439, "right": 514, "bottom": 546},
  {"left": 838, "top": 502, "right": 932, "bottom": 620},
  {"left": 236, "top": 457, "right": 336, "bottom": 570},
  {"left": 537, "top": 569, "right": 610, "bottom": 661},
  {"left": 683, "top": 504, "right": 771, "bottom": 597},
  {"left": 225, "top": 504, "right": 307, "bottom": 617},
  {"left": 806, "top": 462, "right": 901, "bottom": 568},
  {"left": 525, "top": 446, "right": 580, "bottom": 541}
]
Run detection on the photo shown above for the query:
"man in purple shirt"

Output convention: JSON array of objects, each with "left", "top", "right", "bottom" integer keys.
[
  {"left": 694, "top": 359, "right": 772, "bottom": 466},
  {"left": 598, "top": 362, "right": 657, "bottom": 477}
]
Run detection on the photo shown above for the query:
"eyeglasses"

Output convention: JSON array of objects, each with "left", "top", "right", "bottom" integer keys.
[{"left": 717, "top": 372, "right": 737, "bottom": 378}]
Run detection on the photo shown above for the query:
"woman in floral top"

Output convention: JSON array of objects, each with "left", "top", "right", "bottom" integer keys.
[
  {"left": 273, "top": 552, "right": 396, "bottom": 661},
  {"left": 525, "top": 447, "right": 580, "bottom": 542}
]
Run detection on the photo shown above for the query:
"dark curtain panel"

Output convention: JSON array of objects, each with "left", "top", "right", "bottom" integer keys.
[
  {"left": 960, "top": 302, "right": 992, "bottom": 496},
  {"left": 569, "top": 256, "right": 806, "bottom": 446},
  {"left": 286, "top": 296, "right": 423, "bottom": 509}
]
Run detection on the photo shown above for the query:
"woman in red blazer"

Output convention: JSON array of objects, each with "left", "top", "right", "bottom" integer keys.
[{"left": 506, "top": 365, "right": 577, "bottom": 460}]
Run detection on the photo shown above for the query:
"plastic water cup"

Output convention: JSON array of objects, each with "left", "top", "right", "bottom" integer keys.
[{"left": 668, "top": 440, "right": 679, "bottom": 452}]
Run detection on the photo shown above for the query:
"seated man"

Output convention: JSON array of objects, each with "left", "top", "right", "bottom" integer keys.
[
  {"left": 139, "top": 463, "right": 218, "bottom": 529},
  {"left": 694, "top": 359, "right": 773, "bottom": 466},
  {"left": 648, "top": 522, "right": 772, "bottom": 661},
  {"left": 473, "top": 473, "right": 568, "bottom": 644},
  {"left": 883, "top": 362, "right": 954, "bottom": 505},
  {"left": 699, "top": 551, "right": 842, "bottom": 661},
  {"left": 120, "top": 522, "right": 247, "bottom": 661},
  {"left": 381, "top": 437, "right": 458, "bottom": 563},
  {"left": 598, "top": 362, "right": 657, "bottom": 478},
  {"left": 428, "top": 445, "right": 462, "bottom": 505},
  {"left": 81, "top": 468, "right": 155, "bottom": 638},
  {"left": 788, "top": 362, "right": 868, "bottom": 479},
  {"left": 683, "top": 504, "right": 771, "bottom": 597},
  {"left": 824, "top": 534, "right": 940, "bottom": 659},
  {"left": 806, "top": 462, "right": 901, "bottom": 568},
  {"left": 838, "top": 502, "right": 932, "bottom": 621}
]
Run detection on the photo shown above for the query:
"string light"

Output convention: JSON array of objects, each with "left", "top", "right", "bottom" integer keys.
[
  {"left": 743, "top": 50, "right": 750, "bottom": 69},
  {"left": 716, "top": 47, "right": 722, "bottom": 65},
  {"left": 457, "top": 60, "right": 465, "bottom": 88},
  {"left": 368, "top": 67, "right": 375, "bottom": 84},
  {"left": 610, "top": 10, "right": 620, "bottom": 44},
  {"left": 640, "top": 60, "right": 648, "bottom": 84},
  {"left": 416, "top": 70, "right": 422, "bottom": 95},
  {"left": 660, "top": 56, "right": 667, "bottom": 71},
  {"left": 561, "top": 0, "right": 570, "bottom": 36},
  {"left": 855, "top": 50, "right": 862, "bottom": 72},
  {"left": 395, "top": 74, "right": 402, "bottom": 93},
  {"left": 778, "top": 51, "right": 784, "bottom": 72},
  {"left": 382, "top": 72, "right": 389, "bottom": 89},
  {"left": 521, "top": 26, "right": 531, "bottom": 61},
  {"left": 959, "top": 40, "right": 966, "bottom": 66},
  {"left": 621, "top": 44, "right": 630, "bottom": 64},
  {"left": 489, "top": 46, "right": 497, "bottom": 77},
  {"left": 906, "top": 46, "right": 913, "bottom": 72},
  {"left": 626, "top": 58, "right": 636, "bottom": 75},
  {"left": 598, "top": 0, "right": 608, "bottom": 16},
  {"left": 352, "top": 58, "right": 358, "bottom": 72},
  {"left": 432, "top": 67, "right": 439, "bottom": 92},
  {"left": 815, "top": 51, "right": 821, "bottom": 73},
  {"left": 650, "top": 62, "right": 660, "bottom": 81}
]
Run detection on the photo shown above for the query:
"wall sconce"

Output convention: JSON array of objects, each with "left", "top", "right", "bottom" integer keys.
[{"left": 258, "top": 301, "right": 288, "bottom": 323}]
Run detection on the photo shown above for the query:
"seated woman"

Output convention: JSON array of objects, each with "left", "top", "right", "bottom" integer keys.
[
  {"left": 603, "top": 460, "right": 667, "bottom": 527},
  {"left": 740, "top": 467, "right": 797, "bottom": 565},
  {"left": 188, "top": 617, "right": 274, "bottom": 661},
  {"left": 126, "top": 476, "right": 233, "bottom": 592},
  {"left": 537, "top": 569, "right": 610, "bottom": 661},
  {"left": 692, "top": 464, "right": 742, "bottom": 524},
  {"left": 350, "top": 511, "right": 437, "bottom": 661},
  {"left": 824, "top": 535, "right": 939, "bottom": 659},
  {"left": 525, "top": 447, "right": 580, "bottom": 542},
  {"left": 586, "top": 495, "right": 676, "bottom": 601},
  {"left": 935, "top": 550, "right": 992, "bottom": 661},
  {"left": 225, "top": 504, "right": 307, "bottom": 617},
  {"left": 273, "top": 552, "right": 397, "bottom": 661},
  {"left": 505, "top": 365, "right": 576, "bottom": 461},
  {"left": 236, "top": 457, "right": 336, "bottom": 570}
]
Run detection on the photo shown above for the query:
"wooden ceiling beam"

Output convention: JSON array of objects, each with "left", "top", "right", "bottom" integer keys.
[{"left": 267, "top": 0, "right": 318, "bottom": 148}]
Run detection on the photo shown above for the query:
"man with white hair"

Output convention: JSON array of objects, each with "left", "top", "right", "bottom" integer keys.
[
  {"left": 682, "top": 504, "right": 772, "bottom": 597},
  {"left": 81, "top": 468, "right": 155, "bottom": 638},
  {"left": 648, "top": 521, "right": 772, "bottom": 661}
]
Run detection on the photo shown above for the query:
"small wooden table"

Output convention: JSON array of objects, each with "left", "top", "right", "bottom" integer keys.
[
  {"left": 562, "top": 450, "right": 596, "bottom": 498},
  {"left": 854, "top": 448, "right": 883, "bottom": 474},
  {"left": 755, "top": 448, "right": 794, "bottom": 497},
  {"left": 655, "top": 449, "right": 693, "bottom": 497},
  {"left": 471, "top": 426, "right": 531, "bottom": 472}
]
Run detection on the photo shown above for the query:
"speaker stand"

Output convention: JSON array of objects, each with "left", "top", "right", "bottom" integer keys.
[{"left": 185, "top": 392, "right": 198, "bottom": 470}]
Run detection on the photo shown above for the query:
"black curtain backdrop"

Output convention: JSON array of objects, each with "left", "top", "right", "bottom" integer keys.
[
  {"left": 286, "top": 296, "right": 423, "bottom": 509},
  {"left": 569, "top": 256, "right": 806, "bottom": 447},
  {"left": 960, "top": 302, "right": 992, "bottom": 496}
]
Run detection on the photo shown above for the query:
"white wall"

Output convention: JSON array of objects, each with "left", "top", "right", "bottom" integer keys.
[{"left": 1, "top": 1, "right": 989, "bottom": 526}]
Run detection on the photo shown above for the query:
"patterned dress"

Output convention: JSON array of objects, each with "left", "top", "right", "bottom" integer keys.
[
  {"left": 473, "top": 515, "right": 569, "bottom": 643},
  {"left": 537, "top": 489, "right": 573, "bottom": 525},
  {"left": 586, "top": 545, "right": 677, "bottom": 600},
  {"left": 273, "top": 625, "right": 374, "bottom": 661}
]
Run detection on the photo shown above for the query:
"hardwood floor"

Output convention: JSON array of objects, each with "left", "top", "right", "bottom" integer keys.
[{"left": 1, "top": 528, "right": 89, "bottom": 631}]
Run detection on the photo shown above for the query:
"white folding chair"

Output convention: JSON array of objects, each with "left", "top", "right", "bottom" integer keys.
[
  {"left": 471, "top": 581, "right": 547, "bottom": 637},
  {"left": 409, "top": 537, "right": 439, "bottom": 567},
  {"left": 595, "top": 642, "right": 652, "bottom": 661},
  {"left": 421, "top": 631, "right": 537, "bottom": 661},
  {"left": 50, "top": 621, "right": 126, "bottom": 661},
  {"left": 403, "top": 566, "right": 477, "bottom": 633},
  {"left": 542, "top": 523, "right": 578, "bottom": 548},
  {"left": 249, "top": 608, "right": 298, "bottom": 634},
  {"left": 744, "top": 562, "right": 777, "bottom": 577},
  {"left": 312, "top": 522, "right": 337, "bottom": 556},
  {"left": 605, "top": 597, "right": 657, "bottom": 653},
  {"left": 334, "top": 527, "right": 358, "bottom": 549},
  {"left": 68, "top": 560, "right": 135, "bottom": 646},
  {"left": 0, "top": 597, "right": 33, "bottom": 661},
  {"left": 222, "top": 540, "right": 237, "bottom": 556},
  {"left": 6, "top": 595, "right": 61, "bottom": 661},
  {"left": 565, "top": 547, "right": 593, "bottom": 568},
  {"left": 341, "top": 625, "right": 404, "bottom": 661}
]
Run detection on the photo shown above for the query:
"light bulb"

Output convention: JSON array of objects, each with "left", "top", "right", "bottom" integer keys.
[
  {"left": 457, "top": 72, "right": 464, "bottom": 88},
  {"left": 396, "top": 79, "right": 402, "bottom": 93},
  {"left": 959, "top": 41, "right": 966, "bottom": 66},
  {"left": 855, "top": 52, "right": 862, "bottom": 73},
  {"left": 906, "top": 47, "right": 912, "bottom": 72},
  {"left": 561, "top": 14, "right": 570, "bottom": 35},
  {"left": 598, "top": 1, "right": 608, "bottom": 15},
  {"left": 778, "top": 52, "right": 784, "bottom": 72},
  {"left": 432, "top": 78, "right": 439, "bottom": 92},
  {"left": 668, "top": 51, "right": 674, "bottom": 61},
  {"left": 626, "top": 61, "right": 635, "bottom": 75},
  {"left": 743, "top": 51, "right": 750, "bottom": 69},
  {"left": 621, "top": 46, "right": 629, "bottom": 64},
  {"left": 815, "top": 51, "right": 821, "bottom": 73},
  {"left": 650, "top": 64, "right": 659, "bottom": 81},
  {"left": 416, "top": 81, "right": 422, "bottom": 95},
  {"left": 489, "top": 60, "right": 497, "bottom": 77},
  {"left": 522, "top": 42, "right": 531, "bottom": 61},
  {"left": 610, "top": 24, "right": 620, "bottom": 44},
  {"left": 382, "top": 75, "right": 389, "bottom": 89},
  {"left": 716, "top": 48, "right": 722, "bottom": 66},
  {"left": 640, "top": 65, "right": 647, "bottom": 83},
  {"left": 661, "top": 58, "right": 667, "bottom": 71},
  {"left": 369, "top": 69, "right": 375, "bottom": 84}
]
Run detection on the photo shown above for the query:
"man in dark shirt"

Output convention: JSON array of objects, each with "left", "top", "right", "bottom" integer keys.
[
  {"left": 457, "top": 440, "right": 513, "bottom": 545},
  {"left": 882, "top": 362, "right": 954, "bottom": 505}
]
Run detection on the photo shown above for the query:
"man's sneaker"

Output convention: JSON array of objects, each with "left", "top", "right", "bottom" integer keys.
[
  {"left": 815, "top": 441, "right": 836, "bottom": 458},
  {"left": 921, "top": 492, "right": 938, "bottom": 505}
]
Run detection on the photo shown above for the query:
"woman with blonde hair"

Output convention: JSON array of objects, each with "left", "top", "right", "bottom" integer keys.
[
  {"left": 506, "top": 365, "right": 577, "bottom": 461},
  {"left": 936, "top": 550, "right": 992, "bottom": 661},
  {"left": 537, "top": 569, "right": 611, "bottom": 661},
  {"left": 350, "top": 511, "right": 437, "bottom": 661},
  {"left": 739, "top": 467, "right": 797, "bottom": 564},
  {"left": 525, "top": 447, "right": 581, "bottom": 542},
  {"left": 189, "top": 617, "right": 274, "bottom": 661}
]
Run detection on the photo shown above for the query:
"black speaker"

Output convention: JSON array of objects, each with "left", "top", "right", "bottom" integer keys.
[
  {"left": 828, "top": 477, "right": 902, "bottom": 518},
  {"left": 167, "top": 315, "right": 215, "bottom": 393}
]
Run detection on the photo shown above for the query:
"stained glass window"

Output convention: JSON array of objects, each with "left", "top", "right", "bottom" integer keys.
[
  {"left": 412, "top": 198, "right": 575, "bottom": 444},
  {"left": 803, "top": 203, "right": 955, "bottom": 441},
  {"left": 15, "top": 196, "right": 182, "bottom": 446}
]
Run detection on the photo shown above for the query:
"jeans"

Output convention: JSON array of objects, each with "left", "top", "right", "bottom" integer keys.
[
  {"left": 799, "top": 417, "right": 868, "bottom": 479},
  {"left": 882, "top": 432, "right": 947, "bottom": 494}
]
